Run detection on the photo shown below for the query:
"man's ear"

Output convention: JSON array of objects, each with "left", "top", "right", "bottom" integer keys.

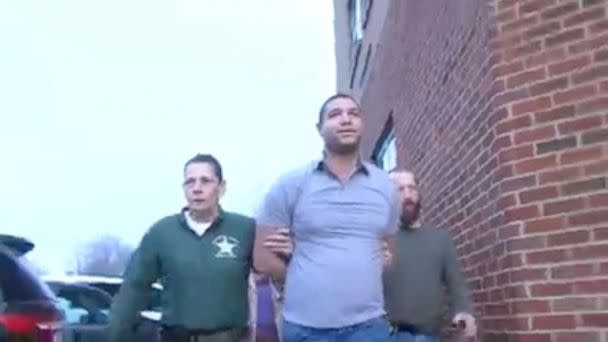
[{"left": 219, "top": 180, "right": 226, "bottom": 197}]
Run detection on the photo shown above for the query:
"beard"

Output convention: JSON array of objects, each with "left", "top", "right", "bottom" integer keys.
[
  {"left": 324, "top": 134, "right": 361, "bottom": 155},
  {"left": 400, "top": 200, "right": 421, "bottom": 227}
]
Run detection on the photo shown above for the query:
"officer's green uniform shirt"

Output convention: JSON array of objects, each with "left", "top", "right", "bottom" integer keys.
[{"left": 108, "top": 208, "right": 255, "bottom": 341}]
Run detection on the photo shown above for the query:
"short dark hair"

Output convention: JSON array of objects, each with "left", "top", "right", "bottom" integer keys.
[
  {"left": 317, "top": 93, "right": 360, "bottom": 125},
  {"left": 183, "top": 154, "right": 223, "bottom": 182}
]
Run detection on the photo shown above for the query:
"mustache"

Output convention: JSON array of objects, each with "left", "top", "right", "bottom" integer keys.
[{"left": 403, "top": 199, "right": 419, "bottom": 207}]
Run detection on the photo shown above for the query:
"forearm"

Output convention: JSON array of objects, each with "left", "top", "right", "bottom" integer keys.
[
  {"left": 253, "top": 227, "right": 289, "bottom": 282},
  {"left": 109, "top": 248, "right": 158, "bottom": 340}
]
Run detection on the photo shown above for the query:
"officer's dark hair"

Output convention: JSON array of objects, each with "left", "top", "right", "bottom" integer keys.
[
  {"left": 183, "top": 153, "right": 223, "bottom": 182},
  {"left": 317, "top": 93, "right": 360, "bottom": 125}
]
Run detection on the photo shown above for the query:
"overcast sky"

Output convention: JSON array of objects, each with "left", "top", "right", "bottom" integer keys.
[{"left": 0, "top": 0, "right": 335, "bottom": 273}]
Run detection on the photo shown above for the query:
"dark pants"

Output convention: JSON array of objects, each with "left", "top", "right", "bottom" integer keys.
[
  {"left": 282, "top": 317, "right": 391, "bottom": 342},
  {"left": 160, "top": 326, "right": 248, "bottom": 342}
]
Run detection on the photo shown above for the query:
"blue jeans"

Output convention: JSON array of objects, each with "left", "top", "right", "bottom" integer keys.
[
  {"left": 282, "top": 317, "right": 391, "bottom": 342},
  {"left": 391, "top": 330, "right": 438, "bottom": 342}
]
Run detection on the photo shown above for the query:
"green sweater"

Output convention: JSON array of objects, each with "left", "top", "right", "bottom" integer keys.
[
  {"left": 108, "top": 209, "right": 255, "bottom": 341},
  {"left": 383, "top": 226, "right": 473, "bottom": 336}
]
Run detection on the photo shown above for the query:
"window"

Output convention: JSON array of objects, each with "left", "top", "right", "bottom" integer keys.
[
  {"left": 349, "top": 0, "right": 364, "bottom": 43},
  {"left": 372, "top": 113, "right": 398, "bottom": 171},
  {"left": 0, "top": 248, "right": 54, "bottom": 303},
  {"left": 359, "top": 45, "right": 373, "bottom": 88},
  {"left": 377, "top": 132, "right": 397, "bottom": 171}
]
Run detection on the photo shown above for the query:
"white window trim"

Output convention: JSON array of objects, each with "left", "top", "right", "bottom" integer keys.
[
  {"left": 351, "top": 0, "right": 364, "bottom": 43},
  {"left": 377, "top": 131, "right": 397, "bottom": 171}
]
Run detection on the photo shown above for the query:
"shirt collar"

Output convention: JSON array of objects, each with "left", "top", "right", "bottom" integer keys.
[
  {"left": 179, "top": 206, "right": 225, "bottom": 228},
  {"left": 314, "top": 153, "right": 370, "bottom": 175}
]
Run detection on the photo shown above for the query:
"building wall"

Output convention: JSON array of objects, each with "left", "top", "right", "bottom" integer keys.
[{"left": 334, "top": 0, "right": 608, "bottom": 341}]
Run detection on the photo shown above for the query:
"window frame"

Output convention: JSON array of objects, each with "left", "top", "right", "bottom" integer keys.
[{"left": 372, "top": 112, "right": 398, "bottom": 171}]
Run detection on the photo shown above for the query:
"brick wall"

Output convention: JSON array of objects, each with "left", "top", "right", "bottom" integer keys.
[{"left": 351, "top": 0, "right": 608, "bottom": 341}]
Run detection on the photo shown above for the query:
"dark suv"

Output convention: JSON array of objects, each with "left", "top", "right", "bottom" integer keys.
[{"left": 0, "top": 234, "right": 64, "bottom": 341}]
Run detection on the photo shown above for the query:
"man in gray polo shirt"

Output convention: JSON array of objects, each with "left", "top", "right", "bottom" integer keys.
[{"left": 253, "top": 93, "right": 399, "bottom": 342}]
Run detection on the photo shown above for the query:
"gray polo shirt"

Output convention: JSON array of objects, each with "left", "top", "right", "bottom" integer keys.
[{"left": 256, "top": 159, "right": 399, "bottom": 328}]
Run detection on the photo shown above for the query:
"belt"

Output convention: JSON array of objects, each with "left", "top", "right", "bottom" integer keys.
[{"left": 160, "top": 325, "right": 245, "bottom": 342}]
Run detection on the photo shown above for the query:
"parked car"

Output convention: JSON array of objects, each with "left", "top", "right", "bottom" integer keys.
[
  {"left": 42, "top": 274, "right": 163, "bottom": 340},
  {"left": 0, "top": 234, "right": 64, "bottom": 341},
  {"left": 46, "top": 280, "right": 159, "bottom": 341},
  {"left": 42, "top": 274, "right": 163, "bottom": 321}
]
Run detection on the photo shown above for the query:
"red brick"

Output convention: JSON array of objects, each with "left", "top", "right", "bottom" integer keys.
[
  {"left": 507, "top": 68, "right": 547, "bottom": 89},
  {"left": 511, "top": 96, "right": 552, "bottom": 115},
  {"left": 557, "top": 116, "right": 604, "bottom": 134},
  {"left": 575, "top": 279, "right": 608, "bottom": 294},
  {"left": 496, "top": 114, "right": 533, "bottom": 134},
  {"left": 572, "top": 243, "right": 608, "bottom": 260},
  {"left": 553, "top": 84, "right": 597, "bottom": 105},
  {"left": 553, "top": 332, "right": 601, "bottom": 342},
  {"left": 561, "top": 177, "right": 607, "bottom": 196},
  {"left": 564, "top": 6, "right": 606, "bottom": 27},
  {"left": 539, "top": 166, "right": 581, "bottom": 185},
  {"left": 596, "top": 48, "right": 608, "bottom": 61},
  {"left": 541, "top": 2, "right": 579, "bottom": 20},
  {"left": 504, "top": 284, "right": 529, "bottom": 299},
  {"left": 582, "top": 128, "right": 608, "bottom": 145},
  {"left": 545, "top": 28, "right": 585, "bottom": 47},
  {"left": 519, "top": 185, "right": 559, "bottom": 204},
  {"left": 484, "top": 303, "right": 510, "bottom": 315},
  {"left": 536, "top": 136, "right": 577, "bottom": 154},
  {"left": 552, "top": 296, "right": 598, "bottom": 311},
  {"left": 548, "top": 55, "right": 592, "bottom": 75},
  {"left": 534, "top": 105, "right": 575, "bottom": 123},
  {"left": 502, "top": 174, "right": 538, "bottom": 193},
  {"left": 498, "top": 194, "right": 518, "bottom": 210},
  {"left": 505, "top": 40, "right": 543, "bottom": 62},
  {"left": 496, "top": 8, "right": 518, "bottom": 24},
  {"left": 492, "top": 135, "right": 513, "bottom": 153},
  {"left": 578, "top": 96, "right": 608, "bottom": 115},
  {"left": 590, "top": 193, "right": 608, "bottom": 207},
  {"left": 511, "top": 299, "right": 551, "bottom": 314},
  {"left": 581, "top": 313, "right": 608, "bottom": 327},
  {"left": 547, "top": 230, "right": 590, "bottom": 246},
  {"left": 510, "top": 267, "right": 548, "bottom": 282},
  {"left": 544, "top": 197, "right": 586, "bottom": 215},
  {"left": 499, "top": 144, "right": 535, "bottom": 163},
  {"left": 551, "top": 263, "right": 595, "bottom": 279},
  {"left": 585, "top": 159, "right": 608, "bottom": 175},
  {"left": 515, "top": 154, "right": 557, "bottom": 174},
  {"left": 601, "top": 80, "right": 608, "bottom": 91},
  {"left": 498, "top": 0, "right": 518, "bottom": 11},
  {"left": 573, "top": 65, "right": 608, "bottom": 84},
  {"left": 526, "top": 248, "right": 570, "bottom": 264},
  {"left": 505, "top": 205, "right": 540, "bottom": 222},
  {"left": 569, "top": 33, "right": 608, "bottom": 54},
  {"left": 569, "top": 209, "right": 608, "bottom": 226},
  {"left": 559, "top": 145, "right": 604, "bottom": 165},
  {"left": 530, "top": 282, "right": 574, "bottom": 296},
  {"left": 525, "top": 216, "right": 566, "bottom": 233},
  {"left": 530, "top": 76, "right": 569, "bottom": 96},
  {"left": 507, "top": 236, "right": 546, "bottom": 253},
  {"left": 514, "top": 125, "right": 556, "bottom": 145},
  {"left": 502, "top": 15, "right": 539, "bottom": 33},
  {"left": 525, "top": 21, "right": 562, "bottom": 40},
  {"left": 595, "top": 226, "right": 608, "bottom": 240},
  {"left": 525, "top": 47, "right": 567, "bottom": 67},
  {"left": 520, "top": 0, "right": 556, "bottom": 15},
  {"left": 532, "top": 314, "right": 577, "bottom": 330},
  {"left": 493, "top": 60, "right": 525, "bottom": 78},
  {"left": 590, "top": 19, "right": 608, "bottom": 35}
]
